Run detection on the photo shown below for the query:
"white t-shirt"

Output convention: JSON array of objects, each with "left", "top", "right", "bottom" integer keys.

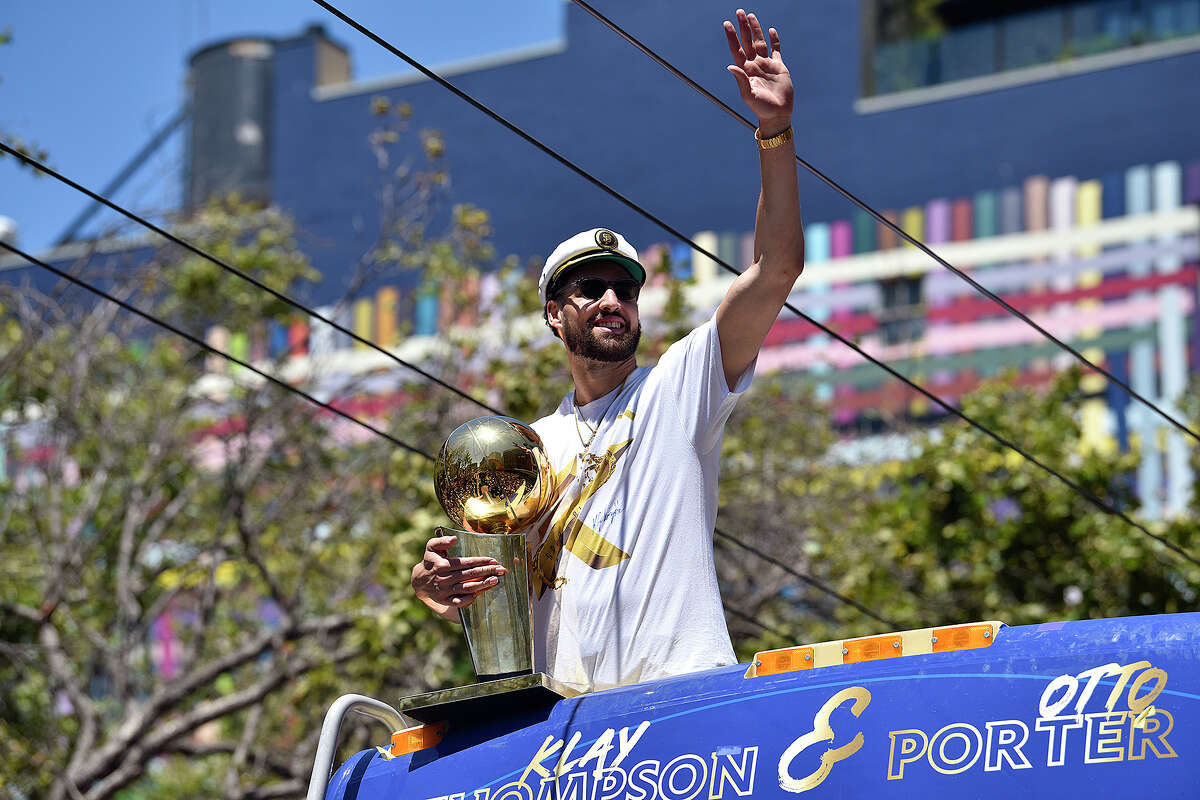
[{"left": 527, "top": 318, "right": 754, "bottom": 691}]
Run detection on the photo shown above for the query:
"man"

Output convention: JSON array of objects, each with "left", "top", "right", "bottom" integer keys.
[{"left": 412, "top": 9, "right": 804, "bottom": 691}]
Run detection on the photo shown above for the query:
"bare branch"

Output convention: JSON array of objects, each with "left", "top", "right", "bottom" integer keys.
[
  {"left": 58, "top": 605, "right": 125, "bottom": 707},
  {"left": 172, "top": 549, "right": 225, "bottom": 680},
  {"left": 1, "top": 599, "right": 42, "bottom": 623},
  {"left": 115, "top": 484, "right": 155, "bottom": 701},
  {"left": 224, "top": 704, "right": 263, "bottom": 798},
  {"left": 81, "top": 646, "right": 355, "bottom": 800},
  {"left": 232, "top": 495, "right": 294, "bottom": 622},
  {"left": 39, "top": 621, "right": 100, "bottom": 775},
  {"left": 239, "top": 778, "right": 307, "bottom": 800},
  {"left": 165, "top": 741, "right": 298, "bottom": 781},
  {"left": 42, "top": 464, "right": 111, "bottom": 614},
  {"left": 76, "top": 615, "right": 352, "bottom": 791},
  {"left": 147, "top": 647, "right": 353, "bottom": 754},
  {"left": 139, "top": 480, "right": 203, "bottom": 552}
]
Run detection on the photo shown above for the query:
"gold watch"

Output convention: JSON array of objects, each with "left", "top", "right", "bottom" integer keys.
[{"left": 756, "top": 126, "right": 793, "bottom": 151}]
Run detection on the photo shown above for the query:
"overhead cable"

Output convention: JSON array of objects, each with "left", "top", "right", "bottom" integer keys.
[
  {"left": 7, "top": 179, "right": 894, "bottom": 626},
  {"left": 4, "top": 220, "right": 896, "bottom": 622},
  {"left": 8, "top": 238, "right": 894, "bottom": 626},
  {"left": 722, "top": 601, "right": 796, "bottom": 641},
  {"left": 566, "top": 0, "right": 1200, "bottom": 447},
  {"left": 0, "top": 240, "right": 434, "bottom": 462},
  {"left": 310, "top": 0, "right": 1200, "bottom": 569},
  {"left": 0, "top": 141, "right": 503, "bottom": 419},
  {"left": 715, "top": 527, "right": 895, "bottom": 626}
]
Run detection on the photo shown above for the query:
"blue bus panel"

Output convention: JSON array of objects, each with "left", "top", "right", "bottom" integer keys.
[{"left": 326, "top": 614, "right": 1198, "bottom": 799}]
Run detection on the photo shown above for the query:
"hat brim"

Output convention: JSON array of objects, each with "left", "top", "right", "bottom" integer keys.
[{"left": 546, "top": 251, "right": 646, "bottom": 299}]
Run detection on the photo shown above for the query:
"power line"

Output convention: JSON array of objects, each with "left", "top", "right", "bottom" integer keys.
[
  {"left": 15, "top": 5, "right": 1189, "bottom": 625},
  {"left": 722, "top": 601, "right": 795, "bottom": 641},
  {"left": 0, "top": 240, "right": 434, "bottom": 462},
  {"left": 715, "top": 527, "right": 895, "bottom": 626},
  {"left": 6, "top": 242, "right": 894, "bottom": 626},
  {"left": 7, "top": 109, "right": 898, "bottom": 629},
  {"left": 566, "top": 0, "right": 1200, "bottom": 447},
  {"left": 0, "top": 141, "right": 504, "bottom": 419},
  {"left": 3, "top": 151, "right": 892, "bottom": 625},
  {"left": 310, "top": 0, "right": 1200, "bottom": 569}
]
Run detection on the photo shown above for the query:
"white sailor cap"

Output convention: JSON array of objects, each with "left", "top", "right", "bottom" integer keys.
[{"left": 539, "top": 228, "right": 646, "bottom": 306}]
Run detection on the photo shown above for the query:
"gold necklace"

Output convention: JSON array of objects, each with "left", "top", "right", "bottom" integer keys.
[{"left": 573, "top": 378, "right": 628, "bottom": 481}]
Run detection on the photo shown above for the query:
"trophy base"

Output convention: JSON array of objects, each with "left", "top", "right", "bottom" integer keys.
[{"left": 397, "top": 672, "right": 581, "bottom": 726}]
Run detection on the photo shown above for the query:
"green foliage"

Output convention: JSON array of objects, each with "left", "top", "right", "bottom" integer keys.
[
  {"left": 0, "top": 208, "right": 448, "bottom": 796},
  {"left": 717, "top": 377, "right": 856, "bottom": 657},
  {"left": 720, "top": 368, "right": 1200, "bottom": 661},
  {"left": 0, "top": 100, "right": 494, "bottom": 798},
  {"left": 875, "top": 0, "right": 946, "bottom": 42},
  {"left": 155, "top": 198, "right": 319, "bottom": 335}
]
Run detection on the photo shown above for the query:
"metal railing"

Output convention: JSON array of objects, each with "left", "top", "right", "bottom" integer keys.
[{"left": 306, "top": 694, "right": 406, "bottom": 800}]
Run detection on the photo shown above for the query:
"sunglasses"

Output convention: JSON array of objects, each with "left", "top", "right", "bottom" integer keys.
[{"left": 556, "top": 277, "right": 641, "bottom": 303}]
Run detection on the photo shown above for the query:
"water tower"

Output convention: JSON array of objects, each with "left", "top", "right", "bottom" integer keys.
[{"left": 185, "top": 36, "right": 275, "bottom": 211}]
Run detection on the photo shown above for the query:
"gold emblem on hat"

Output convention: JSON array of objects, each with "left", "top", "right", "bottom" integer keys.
[{"left": 595, "top": 229, "right": 618, "bottom": 250}]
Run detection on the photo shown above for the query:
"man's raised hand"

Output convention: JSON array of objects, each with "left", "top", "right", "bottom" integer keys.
[{"left": 724, "top": 9, "right": 793, "bottom": 135}]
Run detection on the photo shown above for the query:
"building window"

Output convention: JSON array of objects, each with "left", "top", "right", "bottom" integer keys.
[
  {"left": 878, "top": 275, "right": 925, "bottom": 345},
  {"left": 863, "top": 0, "right": 1200, "bottom": 97}
]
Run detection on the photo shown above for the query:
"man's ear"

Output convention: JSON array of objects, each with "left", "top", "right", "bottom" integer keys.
[{"left": 545, "top": 300, "right": 564, "bottom": 341}]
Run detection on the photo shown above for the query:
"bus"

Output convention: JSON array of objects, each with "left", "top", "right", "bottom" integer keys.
[{"left": 310, "top": 613, "right": 1196, "bottom": 799}]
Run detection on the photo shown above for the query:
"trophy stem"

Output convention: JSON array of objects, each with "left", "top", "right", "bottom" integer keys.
[{"left": 441, "top": 526, "right": 534, "bottom": 680}]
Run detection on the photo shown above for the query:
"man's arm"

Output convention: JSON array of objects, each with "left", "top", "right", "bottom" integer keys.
[{"left": 714, "top": 9, "right": 805, "bottom": 389}]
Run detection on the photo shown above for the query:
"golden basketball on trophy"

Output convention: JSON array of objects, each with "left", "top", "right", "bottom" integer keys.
[{"left": 434, "top": 415, "right": 558, "bottom": 534}]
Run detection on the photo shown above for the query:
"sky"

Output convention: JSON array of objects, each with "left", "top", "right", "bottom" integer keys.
[{"left": 0, "top": 0, "right": 564, "bottom": 253}]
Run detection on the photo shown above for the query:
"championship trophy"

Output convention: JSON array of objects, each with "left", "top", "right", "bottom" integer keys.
[{"left": 433, "top": 416, "right": 558, "bottom": 682}]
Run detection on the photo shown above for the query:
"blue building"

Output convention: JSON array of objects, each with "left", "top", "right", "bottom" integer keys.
[{"left": 247, "top": 0, "right": 1200, "bottom": 275}]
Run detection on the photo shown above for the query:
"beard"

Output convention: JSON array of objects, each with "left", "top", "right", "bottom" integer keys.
[{"left": 562, "top": 316, "right": 641, "bottom": 362}]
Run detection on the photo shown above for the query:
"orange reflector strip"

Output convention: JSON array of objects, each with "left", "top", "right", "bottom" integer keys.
[
  {"left": 755, "top": 646, "right": 815, "bottom": 676},
  {"left": 932, "top": 624, "right": 995, "bottom": 653},
  {"left": 843, "top": 635, "right": 902, "bottom": 663},
  {"left": 389, "top": 722, "right": 448, "bottom": 756}
]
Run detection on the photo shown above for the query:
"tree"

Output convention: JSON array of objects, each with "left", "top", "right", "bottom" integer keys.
[
  {"left": 718, "top": 368, "right": 1200, "bottom": 659},
  {"left": 0, "top": 98, "right": 495, "bottom": 797},
  {"left": 0, "top": 27, "right": 50, "bottom": 169},
  {"left": 1, "top": 209, "right": 394, "bottom": 799}
]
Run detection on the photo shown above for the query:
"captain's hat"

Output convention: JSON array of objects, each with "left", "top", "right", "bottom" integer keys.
[{"left": 539, "top": 228, "right": 646, "bottom": 305}]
